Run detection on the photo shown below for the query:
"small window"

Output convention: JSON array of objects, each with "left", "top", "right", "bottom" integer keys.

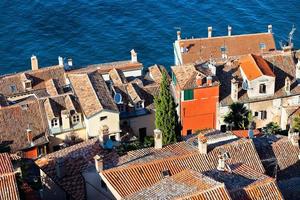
[
  {"left": 259, "top": 84, "right": 266, "bottom": 94},
  {"left": 51, "top": 118, "right": 59, "bottom": 127},
  {"left": 220, "top": 125, "right": 227, "bottom": 132},
  {"left": 220, "top": 46, "right": 227, "bottom": 52},
  {"left": 100, "top": 116, "right": 107, "bottom": 121},
  {"left": 25, "top": 81, "right": 32, "bottom": 89},
  {"left": 135, "top": 101, "right": 143, "bottom": 109},
  {"left": 259, "top": 43, "right": 266, "bottom": 50},
  {"left": 162, "top": 170, "right": 171, "bottom": 177},
  {"left": 118, "top": 104, "right": 126, "bottom": 112},
  {"left": 72, "top": 114, "right": 80, "bottom": 124},
  {"left": 10, "top": 85, "right": 17, "bottom": 93},
  {"left": 187, "top": 129, "right": 192, "bottom": 135},
  {"left": 183, "top": 89, "right": 194, "bottom": 101},
  {"left": 254, "top": 112, "right": 259, "bottom": 117},
  {"left": 260, "top": 111, "right": 267, "bottom": 120}
]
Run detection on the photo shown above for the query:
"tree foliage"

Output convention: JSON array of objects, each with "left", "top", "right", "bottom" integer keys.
[
  {"left": 224, "top": 102, "right": 251, "bottom": 130},
  {"left": 154, "top": 70, "right": 178, "bottom": 145},
  {"left": 292, "top": 115, "right": 300, "bottom": 132},
  {"left": 262, "top": 122, "right": 281, "bottom": 135}
]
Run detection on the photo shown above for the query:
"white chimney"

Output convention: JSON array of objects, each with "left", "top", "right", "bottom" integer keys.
[
  {"left": 207, "top": 76, "right": 212, "bottom": 86},
  {"left": 231, "top": 78, "right": 238, "bottom": 102},
  {"left": 61, "top": 110, "right": 70, "bottom": 130},
  {"left": 268, "top": 25, "right": 272, "bottom": 33},
  {"left": 296, "top": 59, "right": 300, "bottom": 81},
  {"left": 177, "top": 31, "right": 181, "bottom": 40},
  {"left": 55, "top": 158, "right": 65, "bottom": 179},
  {"left": 67, "top": 58, "right": 73, "bottom": 67},
  {"left": 285, "top": 77, "right": 291, "bottom": 94},
  {"left": 154, "top": 129, "right": 163, "bottom": 149},
  {"left": 31, "top": 55, "right": 38, "bottom": 71},
  {"left": 228, "top": 26, "right": 232, "bottom": 36},
  {"left": 58, "top": 56, "right": 64, "bottom": 66},
  {"left": 208, "top": 26, "right": 212, "bottom": 38},
  {"left": 217, "top": 155, "right": 225, "bottom": 171},
  {"left": 99, "top": 125, "right": 109, "bottom": 146},
  {"left": 208, "top": 62, "right": 216, "bottom": 76},
  {"left": 198, "top": 135, "right": 207, "bottom": 154},
  {"left": 130, "top": 49, "right": 138, "bottom": 63},
  {"left": 94, "top": 155, "right": 104, "bottom": 173}
]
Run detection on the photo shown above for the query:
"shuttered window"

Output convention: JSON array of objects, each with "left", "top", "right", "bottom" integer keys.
[{"left": 184, "top": 89, "right": 194, "bottom": 101}]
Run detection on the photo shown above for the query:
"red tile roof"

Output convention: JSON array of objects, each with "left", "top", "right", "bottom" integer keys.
[
  {"left": 232, "top": 130, "right": 261, "bottom": 138},
  {"left": 0, "top": 153, "right": 20, "bottom": 200}
]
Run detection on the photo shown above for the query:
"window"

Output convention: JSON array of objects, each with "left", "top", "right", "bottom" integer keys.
[
  {"left": 135, "top": 101, "right": 143, "bottom": 109},
  {"left": 110, "top": 135, "right": 116, "bottom": 141},
  {"left": 259, "top": 84, "right": 266, "bottom": 94},
  {"left": 100, "top": 116, "right": 107, "bottom": 121},
  {"left": 51, "top": 118, "right": 59, "bottom": 127},
  {"left": 259, "top": 43, "right": 266, "bottom": 50},
  {"left": 183, "top": 89, "right": 194, "bottom": 101},
  {"left": 24, "top": 81, "right": 32, "bottom": 89},
  {"left": 220, "top": 125, "right": 227, "bottom": 132},
  {"left": 72, "top": 114, "right": 80, "bottom": 124},
  {"left": 118, "top": 104, "right": 126, "bottom": 112},
  {"left": 220, "top": 46, "right": 227, "bottom": 52},
  {"left": 260, "top": 111, "right": 267, "bottom": 120},
  {"left": 10, "top": 85, "right": 17, "bottom": 93},
  {"left": 187, "top": 129, "right": 192, "bottom": 135},
  {"left": 254, "top": 112, "right": 258, "bottom": 117}
]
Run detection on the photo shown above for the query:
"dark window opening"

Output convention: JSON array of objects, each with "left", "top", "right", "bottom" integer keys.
[
  {"left": 254, "top": 112, "right": 258, "bottom": 117},
  {"left": 100, "top": 116, "right": 107, "bottom": 121},
  {"left": 259, "top": 84, "right": 266, "bottom": 94},
  {"left": 162, "top": 170, "right": 171, "bottom": 177},
  {"left": 220, "top": 125, "right": 227, "bottom": 132},
  {"left": 183, "top": 89, "right": 194, "bottom": 101},
  {"left": 139, "top": 128, "right": 147, "bottom": 143},
  {"left": 187, "top": 129, "right": 192, "bottom": 135},
  {"left": 260, "top": 111, "right": 267, "bottom": 120}
]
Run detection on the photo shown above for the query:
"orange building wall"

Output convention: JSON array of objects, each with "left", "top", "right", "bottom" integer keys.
[
  {"left": 23, "top": 147, "right": 38, "bottom": 159},
  {"left": 180, "top": 85, "right": 219, "bottom": 136}
]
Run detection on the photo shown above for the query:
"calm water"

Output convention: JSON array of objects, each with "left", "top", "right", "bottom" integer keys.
[{"left": 0, "top": 0, "right": 299, "bottom": 74}]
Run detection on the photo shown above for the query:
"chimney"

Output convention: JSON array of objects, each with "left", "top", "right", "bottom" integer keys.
[
  {"left": 268, "top": 25, "right": 272, "bottom": 33},
  {"left": 26, "top": 128, "right": 34, "bottom": 146},
  {"left": 285, "top": 76, "right": 291, "bottom": 94},
  {"left": 55, "top": 158, "right": 65, "bottom": 179},
  {"left": 198, "top": 134, "right": 208, "bottom": 154},
  {"left": 196, "top": 73, "right": 203, "bottom": 87},
  {"left": 99, "top": 125, "right": 109, "bottom": 146},
  {"left": 58, "top": 56, "right": 64, "bottom": 66},
  {"left": 231, "top": 78, "right": 238, "bottom": 102},
  {"left": 228, "top": 26, "right": 232, "bottom": 36},
  {"left": 177, "top": 31, "right": 181, "bottom": 40},
  {"left": 94, "top": 155, "right": 104, "bottom": 173},
  {"left": 288, "top": 131, "right": 299, "bottom": 146},
  {"left": 67, "top": 58, "right": 73, "bottom": 67},
  {"left": 61, "top": 110, "right": 70, "bottom": 130},
  {"left": 208, "top": 26, "right": 212, "bottom": 38},
  {"left": 130, "top": 49, "right": 138, "bottom": 63},
  {"left": 31, "top": 55, "right": 38, "bottom": 71},
  {"left": 217, "top": 152, "right": 231, "bottom": 172},
  {"left": 208, "top": 62, "right": 216, "bottom": 76},
  {"left": 154, "top": 129, "right": 163, "bottom": 149},
  {"left": 207, "top": 76, "right": 212, "bottom": 86},
  {"left": 217, "top": 154, "right": 225, "bottom": 171},
  {"left": 296, "top": 59, "right": 300, "bottom": 81}
]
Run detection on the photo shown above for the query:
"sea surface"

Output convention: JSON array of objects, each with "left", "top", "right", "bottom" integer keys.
[{"left": 0, "top": 0, "right": 299, "bottom": 75}]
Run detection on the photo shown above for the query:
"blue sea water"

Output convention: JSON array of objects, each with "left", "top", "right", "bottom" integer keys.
[{"left": 0, "top": 0, "right": 299, "bottom": 75}]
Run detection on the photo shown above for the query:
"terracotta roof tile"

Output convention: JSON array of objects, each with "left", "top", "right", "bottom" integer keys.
[
  {"left": 109, "top": 68, "right": 127, "bottom": 85},
  {"left": 232, "top": 130, "right": 261, "bottom": 138}
]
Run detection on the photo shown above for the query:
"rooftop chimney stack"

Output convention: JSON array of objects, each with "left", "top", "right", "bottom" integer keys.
[
  {"left": 228, "top": 26, "right": 232, "bottom": 36},
  {"left": 55, "top": 158, "right": 65, "bottom": 179},
  {"left": 285, "top": 77, "right": 291, "bottom": 94},
  {"left": 99, "top": 125, "right": 109, "bottom": 146},
  {"left": 207, "top": 76, "right": 212, "bottom": 86},
  {"left": 217, "top": 154, "right": 225, "bottom": 171},
  {"left": 94, "top": 155, "right": 104, "bottom": 173},
  {"left": 31, "top": 55, "right": 38, "bottom": 71},
  {"left": 131, "top": 49, "right": 138, "bottom": 63},
  {"left": 154, "top": 129, "right": 163, "bottom": 149},
  {"left": 67, "top": 58, "right": 73, "bottom": 67},
  {"left": 231, "top": 78, "right": 238, "bottom": 102},
  {"left": 296, "top": 59, "right": 300, "bottom": 82},
  {"left": 198, "top": 134, "right": 208, "bottom": 154},
  {"left": 58, "top": 56, "right": 64, "bottom": 67},
  {"left": 196, "top": 73, "right": 203, "bottom": 87},
  {"left": 268, "top": 25, "right": 272, "bottom": 33},
  {"left": 208, "top": 26, "right": 212, "bottom": 38},
  {"left": 26, "top": 128, "right": 34, "bottom": 146},
  {"left": 177, "top": 31, "right": 181, "bottom": 40}
]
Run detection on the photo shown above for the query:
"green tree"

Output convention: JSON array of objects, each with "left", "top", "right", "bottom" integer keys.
[
  {"left": 292, "top": 115, "right": 300, "bottom": 132},
  {"left": 154, "top": 70, "right": 177, "bottom": 145},
  {"left": 224, "top": 102, "right": 251, "bottom": 130},
  {"left": 262, "top": 122, "right": 281, "bottom": 135}
]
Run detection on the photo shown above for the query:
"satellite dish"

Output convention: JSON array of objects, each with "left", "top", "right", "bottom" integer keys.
[
  {"left": 242, "top": 80, "right": 249, "bottom": 90},
  {"left": 114, "top": 93, "right": 122, "bottom": 104}
]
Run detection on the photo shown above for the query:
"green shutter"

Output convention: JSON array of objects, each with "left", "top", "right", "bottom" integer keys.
[
  {"left": 184, "top": 89, "right": 194, "bottom": 101},
  {"left": 172, "top": 72, "right": 177, "bottom": 84}
]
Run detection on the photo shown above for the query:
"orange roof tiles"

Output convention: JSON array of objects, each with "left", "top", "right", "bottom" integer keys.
[
  {"left": 232, "top": 130, "right": 261, "bottom": 138},
  {"left": 179, "top": 33, "right": 276, "bottom": 64}
]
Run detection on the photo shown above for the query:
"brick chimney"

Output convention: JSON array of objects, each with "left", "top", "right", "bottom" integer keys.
[
  {"left": 228, "top": 26, "right": 232, "bottom": 36},
  {"left": 198, "top": 134, "right": 208, "bottom": 154},
  {"left": 196, "top": 73, "right": 203, "bottom": 87},
  {"left": 177, "top": 31, "right": 181, "bottom": 40},
  {"left": 130, "top": 49, "right": 138, "bottom": 63},
  {"left": 94, "top": 155, "right": 104, "bottom": 173},
  {"left": 55, "top": 158, "right": 65, "bottom": 179},
  {"left": 208, "top": 26, "right": 212, "bottom": 38},
  {"left": 154, "top": 129, "right": 163, "bottom": 149},
  {"left": 26, "top": 128, "right": 33, "bottom": 146},
  {"left": 31, "top": 55, "right": 38, "bottom": 71},
  {"left": 268, "top": 25, "right": 272, "bottom": 33},
  {"left": 207, "top": 76, "right": 212, "bottom": 86},
  {"left": 285, "top": 76, "right": 291, "bottom": 94},
  {"left": 231, "top": 78, "right": 238, "bottom": 102}
]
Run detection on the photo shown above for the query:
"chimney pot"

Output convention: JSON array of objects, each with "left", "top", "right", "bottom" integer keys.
[
  {"left": 130, "top": 49, "right": 138, "bottom": 63},
  {"left": 177, "top": 31, "right": 181, "bottom": 40},
  {"left": 67, "top": 58, "right": 73, "bottom": 67},
  {"left": 154, "top": 129, "right": 163, "bottom": 149},
  {"left": 228, "top": 26, "right": 232, "bottom": 36},
  {"left": 208, "top": 26, "right": 212, "bottom": 38},
  {"left": 31, "top": 55, "right": 38, "bottom": 71},
  {"left": 58, "top": 56, "right": 64, "bottom": 66},
  {"left": 26, "top": 128, "right": 33, "bottom": 146},
  {"left": 94, "top": 155, "right": 104, "bottom": 173},
  {"left": 268, "top": 25, "right": 272, "bottom": 33}
]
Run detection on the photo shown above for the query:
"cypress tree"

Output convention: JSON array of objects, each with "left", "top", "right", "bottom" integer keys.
[{"left": 154, "top": 70, "right": 177, "bottom": 145}]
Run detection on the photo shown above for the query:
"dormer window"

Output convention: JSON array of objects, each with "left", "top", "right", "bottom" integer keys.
[
  {"left": 51, "top": 118, "right": 59, "bottom": 128},
  {"left": 24, "top": 80, "right": 32, "bottom": 90},
  {"left": 259, "top": 43, "right": 266, "bottom": 50},
  {"left": 135, "top": 101, "right": 144, "bottom": 110},
  {"left": 72, "top": 114, "right": 80, "bottom": 124},
  {"left": 259, "top": 84, "right": 266, "bottom": 94}
]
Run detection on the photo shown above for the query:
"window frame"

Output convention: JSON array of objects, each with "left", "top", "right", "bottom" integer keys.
[
  {"left": 72, "top": 114, "right": 80, "bottom": 124},
  {"left": 51, "top": 118, "right": 59, "bottom": 128},
  {"left": 100, "top": 116, "right": 108, "bottom": 121},
  {"left": 135, "top": 101, "right": 144, "bottom": 110},
  {"left": 259, "top": 84, "right": 266, "bottom": 94}
]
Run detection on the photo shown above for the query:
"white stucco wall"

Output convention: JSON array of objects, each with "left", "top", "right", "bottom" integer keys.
[{"left": 247, "top": 76, "right": 275, "bottom": 99}]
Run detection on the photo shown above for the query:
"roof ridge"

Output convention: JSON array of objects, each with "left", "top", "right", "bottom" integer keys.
[{"left": 85, "top": 73, "right": 104, "bottom": 111}]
